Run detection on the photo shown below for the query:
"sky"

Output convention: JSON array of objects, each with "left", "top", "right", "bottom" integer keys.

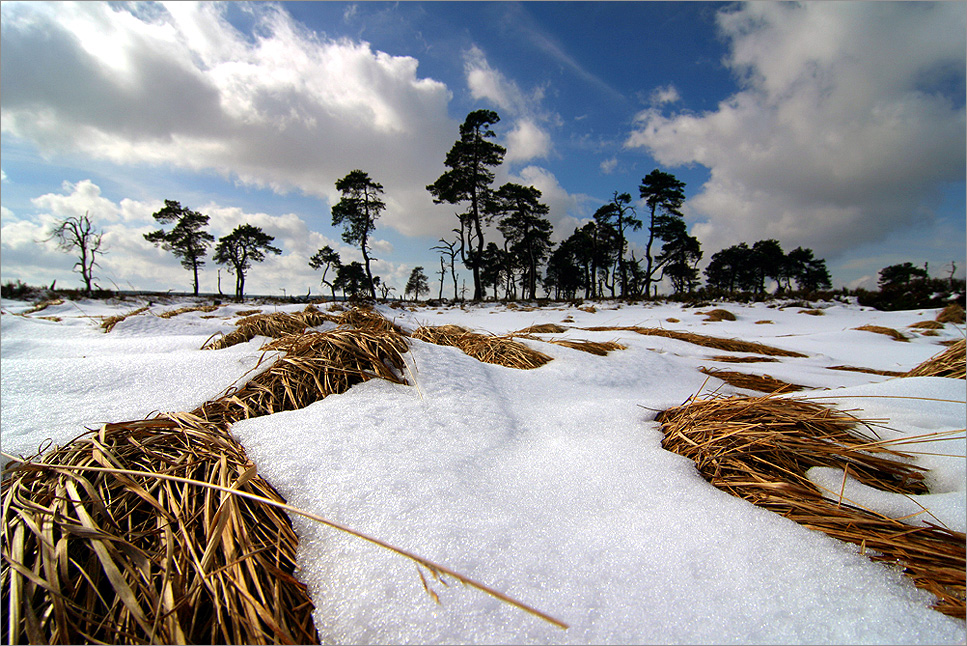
[{"left": 1, "top": 1, "right": 964, "bottom": 298}]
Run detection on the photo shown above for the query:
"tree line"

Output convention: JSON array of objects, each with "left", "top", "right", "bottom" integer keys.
[{"left": 44, "top": 108, "right": 850, "bottom": 303}]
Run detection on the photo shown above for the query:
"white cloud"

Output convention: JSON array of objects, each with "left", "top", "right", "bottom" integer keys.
[
  {"left": 600, "top": 157, "right": 618, "bottom": 175},
  {"left": 505, "top": 119, "right": 551, "bottom": 163},
  {"left": 625, "top": 2, "right": 966, "bottom": 259},
  {"left": 0, "top": 1, "right": 458, "bottom": 239},
  {"left": 649, "top": 85, "right": 680, "bottom": 106},
  {"left": 463, "top": 45, "right": 555, "bottom": 165}
]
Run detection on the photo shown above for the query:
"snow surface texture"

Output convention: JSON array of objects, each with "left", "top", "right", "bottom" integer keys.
[{"left": 1, "top": 296, "right": 964, "bottom": 644}]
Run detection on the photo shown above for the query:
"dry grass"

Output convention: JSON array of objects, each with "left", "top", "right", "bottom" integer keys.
[
  {"left": 22, "top": 298, "right": 65, "bottom": 315},
  {"left": 755, "top": 320, "right": 774, "bottom": 325},
  {"left": 516, "top": 323, "right": 569, "bottom": 334},
  {"left": 826, "top": 365, "right": 906, "bottom": 377},
  {"left": 1, "top": 414, "right": 319, "bottom": 644},
  {"left": 336, "top": 306, "right": 404, "bottom": 334},
  {"left": 909, "top": 320, "right": 945, "bottom": 330},
  {"left": 937, "top": 303, "right": 965, "bottom": 324},
  {"left": 657, "top": 392, "right": 965, "bottom": 618},
  {"left": 102, "top": 306, "right": 150, "bottom": 333},
  {"left": 634, "top": 328, "right": 807, "bottom": 357},
  {"left": 413, "top": 325, "right": 553, "bottom": 370},
  {"left": 665, "top": 318, "right": 680, "bottom": 323},
  {"left": 853, "top": 324, "right": 909, "bottom": 342},
  {"left": 904, "top": 339, "right": 966, "bottom": 380},
  {"left": 798, "top": 308, "right": 825, "bottom": 316},
  {"left": 698, "top": 368, "right": 804, "bottom": 393},
  {"left": 205, "top": 306, "right": 338, "bottom": 350},
  {"left": 703, "top": 308, "right": 736, "bottom": 322},
  {"left": 197, "top": 328, "right": 410, "bottom": 425},
  {"left": 234, "top": 309, "right": 263, "bottom": 317},
  {"left": 709, "top": 355, "right": 779, "bottom": 364},
  {"left": 519, "top": 335, "right": 625, "bottom": 356},
  {"left": 158, "top": 304, "right": 222, "bottom": 319}
]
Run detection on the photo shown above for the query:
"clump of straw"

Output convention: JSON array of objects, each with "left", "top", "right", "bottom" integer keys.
[
  {"left": 853, "top": 324, "right": 908, "bottom": 342},
  {"left": 516, "top": 323, "right": 568, "bottom": 334},
  {"left": 102, "top": 306, "right": 150, "bottom": 332},
  {"left": 197, "top": 327, "right": 410, "bottom": 424},
  {"left": 936, "top": 303, "right": 965, "bottom": 324},
  {"left": 413, "top": 325, "right": 552, "bottom": 369},
  {"left": 1, "top": 414, "right": 319, "bottom": 644},
  {"left": 710, "top": 355, "right": 778, "bottom": 364},
  {"left": 703, "top": 308, "right": 736, "bottom": 322},
  {"left": 205, "top": 306, "right": 337, "bottom": 350},
  {"left": 635, "top": 328, "right": 807, "bottom": 357},
  {"left": 826, "top": 365, "right": 905, "bottom": 377},
  {"left": 904, "top": 339, "right": 966, "bottom": 379},
  {"left": 22, "top": 298, "right": 65, "bottom": 315},
  {"left": 657, "top": 392, "right": 964, "bottom": 618},
  {"left": 518, "top": 334, "right": 625, "bottom": 356},
  {"left": 798, "top": 308, "right": 825, "bottom": 316},
  {"left": 335, "top": 305, "right": 404, "bottom": 334},
  {"left": 909, "top": 320, "right": 945, "bottom": 330},
  {"left": 698, "top": 367, "right": 803, "bottom": 393},
  {"left": 158, "top": 304, "right": 222, "bottom": 319}
]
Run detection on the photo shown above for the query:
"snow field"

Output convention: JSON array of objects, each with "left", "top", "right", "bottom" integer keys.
[{"left": 1, "top": 296, "right": 964, "bottom": 644}]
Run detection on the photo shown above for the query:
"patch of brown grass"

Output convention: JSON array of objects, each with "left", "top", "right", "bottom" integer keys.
[
  {"left": 936, "top": 303, "right": 965, "bottom": 324},
  {"left": 699, "top": 368, "right": 804, "bottom": 393},
  {"left": 909, "top": 320, "right": 945, "bottom": 330},
  {"left": 635, "top": 328, "right": 807, "bottom": 357},
  {"left": 798, "top": 308, "right": 825, "bottom": 316},
  {"left": 853, "top": 324, "right": 908, "bottom": 342},
  {"left": 205, "top": 306, "right": 338, "bottom": 350},
  {"left": 22, "top": 298, "right": 64, "bottom": 315},
  {"left": 709, "top": 355, "right": 779, "bottom": 364},
  {"left": 1, "top": 414, "right": 319, "bottom": 644},
  {"left": 904, "top": 339, "right": 966, "bottom": 380},
  {"left": 656, "top": 392, "right": 964, "bottom": 618},
  {"left": 754, "top": 320, "right": 774, "bottom": 325},
  {"left": 516, "top": 323, "right": 568, "bottom": 334},
  {"left": 158, "top": 304, "right": 222, "bottom": 319},
  {"left": 703, "top": 308, "right": 736, "bottom": 322},
  {"left": 101, "top": 306, "right": 150, "bottom": 333},
  {"left": 413, "top": 325, "right": 552, "bottom": 369},
  {"left": 826, "top": 365, "right": 906, "bottom": 377}
]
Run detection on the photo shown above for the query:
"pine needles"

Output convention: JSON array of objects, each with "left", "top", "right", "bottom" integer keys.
[{"left": 657, "top": 392, "right": 965, "bottom": 618}]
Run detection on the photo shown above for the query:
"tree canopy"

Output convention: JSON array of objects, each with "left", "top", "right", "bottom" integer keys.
[
  {"left": 426, "top": 109, "right": 506, "bottom": 300},
  {"left": 332, "top": 170, "right": 385, "bottom": 300},
  {"left": 213, "top": 224, "right": 281, "bottom": 300},
  {"left": 143, "top": 199, "right": 214, "bottom": 296}
]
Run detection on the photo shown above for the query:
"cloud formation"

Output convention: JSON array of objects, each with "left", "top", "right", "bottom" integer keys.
[
  {"left": 626, "top": 2, "right": 966, "bottom": 260},
  {"left": 0, "top": 2, "right": 457, "bottom": 238}
]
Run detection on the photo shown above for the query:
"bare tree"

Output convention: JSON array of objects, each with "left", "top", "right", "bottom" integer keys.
[
  {"left": 45, "top": 212, "right": 105, "bottom": 295},
  {"left": 431, "top": 237, "right": 460, "bottom": 300}
]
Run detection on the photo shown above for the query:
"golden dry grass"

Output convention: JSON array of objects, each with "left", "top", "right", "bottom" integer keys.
[
  {"left": 101, "top": 306, "right": 150, "bottom": 333},
  {"left": 633, "top": 328, "right": 807, "bottom": 357},
  {"left": 826, "top": 365, "right": 906, "bottom": 377},
  {"left": 709, "top": 355, "right": 779, "bottom": 364},
  {"left": 657, "top": 392, "right": 965, "bottom": 618},
  {"left": 798, "top": 308, "right": 825, "bottom": 316},
  {"left": 703, "top": 308, "right": 736, "bottom": 322},
  {"left": 698, "top": 368, "right": 804, "bottom": 393},
  {"left": 518, "top": 335, "right": 626, "bottom": 356},
  {"left": 904, "top": 339, "right": 966, "bottom": 380},
  {"left": 853, "top": 324, "right": 909, "bottom": 342},
  {"left": 413, "top": 325, "right": 553, "bottom": 369},
  {"left": 205, "top": 306, "right": 338, "bottom": 350},
  {"left": 909, "top": 320, "right": 945, "bottom": 330},
  {"left": 516, "top": 323, "right": 569, "bottom": 334},
  {"left": 1, "top": 414, "right": 319, "bottom": 644},
  {"left": 22, "top": 298, "right": 65, "bottom": 315},
  {"left": 197, "top": 328, "right": 410, "bottom": 425},
  {"left": 158, "top": 304, "right": 222, "bottom": 319},
  {"left": 937, "top": 303, "right": 965, "bottom": 324}
]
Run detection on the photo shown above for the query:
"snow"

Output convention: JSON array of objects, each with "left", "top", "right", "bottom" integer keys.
[{"left": 2, "top": 296, "right": 965, "bottom": 644}]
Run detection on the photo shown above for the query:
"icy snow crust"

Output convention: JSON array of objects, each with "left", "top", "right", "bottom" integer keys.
[{"left": 1, "top": 297, "right": 964, "bottom": 644}]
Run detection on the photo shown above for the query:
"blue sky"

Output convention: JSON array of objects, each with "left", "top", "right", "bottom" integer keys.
[{"left": 2, "top": 1, "right": 964, "bottom": 298}]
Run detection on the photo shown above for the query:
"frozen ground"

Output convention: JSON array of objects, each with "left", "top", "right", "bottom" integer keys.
[{"left": 1, "top": 295, "right": 964, "bottom": 644}]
